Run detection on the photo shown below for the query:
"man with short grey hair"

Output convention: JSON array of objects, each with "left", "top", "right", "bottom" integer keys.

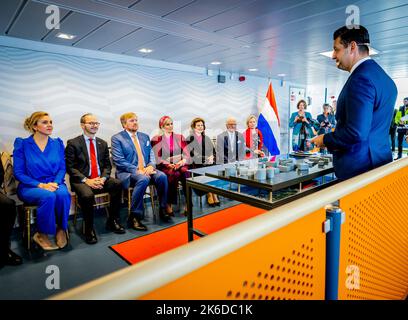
[{"left": 216, "top": 117, "right": 245, "bottom": 164}]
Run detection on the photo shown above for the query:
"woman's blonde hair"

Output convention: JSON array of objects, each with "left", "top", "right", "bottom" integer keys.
[
  {"left": 24, "top": 111, "right": 49, "bottom": 133},
  {"left": 246, "top": 114, "right": 257, "bottom": 126}
]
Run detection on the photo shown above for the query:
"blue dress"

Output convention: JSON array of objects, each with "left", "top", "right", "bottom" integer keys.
[
  {"left": 13, "top": 136, "right": 71, "bottom": 235},
  {"left": 289, "top": 111, "right": 316, "bottom": 151}
]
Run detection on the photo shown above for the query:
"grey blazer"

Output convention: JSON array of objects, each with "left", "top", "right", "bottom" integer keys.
[
  {"left": 216, "top": 130, "right": 245, "bottom": 164},
  {"left": 186, "top": 132, "right": 215, "bottom": 166}
]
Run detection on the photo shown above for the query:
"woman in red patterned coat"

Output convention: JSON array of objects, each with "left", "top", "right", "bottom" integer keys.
[{"left": 151, "top": 116, "right": 190, "bottom": 215}]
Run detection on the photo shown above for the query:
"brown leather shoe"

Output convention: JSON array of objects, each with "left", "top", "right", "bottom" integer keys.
[{"left": 128, "top": 217, "right": 148, "bottom": 231}]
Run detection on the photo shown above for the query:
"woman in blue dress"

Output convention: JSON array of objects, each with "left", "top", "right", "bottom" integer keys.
[
  {"left": 13, "top": 111, "right": 71, "bottom": 250},
  {"left": 289, "top": 100, "right": 316, "bottom": 151}
]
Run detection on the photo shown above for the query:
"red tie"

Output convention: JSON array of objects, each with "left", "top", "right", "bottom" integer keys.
[{"left": 89, "top": 138, "right": 98, "bottom": 179}]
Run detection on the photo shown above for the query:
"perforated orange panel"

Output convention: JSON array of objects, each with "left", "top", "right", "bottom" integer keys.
[
  {"left": 338, "top": 168, "right": 408, "bottom": 300},
  {"left": 141, "top": 209, "right": 326, "bottom": 300}
]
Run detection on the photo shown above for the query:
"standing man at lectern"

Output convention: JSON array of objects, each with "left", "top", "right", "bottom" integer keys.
[{"left": 311, "top": 25, "right": 397, "bottom": 180}]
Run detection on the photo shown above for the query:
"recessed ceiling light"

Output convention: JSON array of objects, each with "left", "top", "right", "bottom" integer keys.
[
  {"left": 56, "top": 32, "right": 76, "bottom": 40},
  {"left": 277, "top": 73, "right": 286, "bottom": 77},
  {"left": 248, "top": 68, "right": 258, "bottom": 72},
  {"left": 319, "top": 51, "right": 333, "bottom": 58},
  {"left": 319, "top": 46, "right": 379, "bottom": 58},
  {"left": 241, "top": 45, "right": 251, "bottom": 48},
  {"left": 138, "top": 48, "right": 153, "bottom": 53},
  {"left": 211, "top": 61, "right": 222, "bottom": 65}
]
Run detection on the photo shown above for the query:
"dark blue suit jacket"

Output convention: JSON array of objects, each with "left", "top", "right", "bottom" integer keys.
[
  {"left": 111, "top": 130, "right": 155, "bottom": 189},
  {"left": 324, "top": 59, "right": 397, "bottom": 180}
]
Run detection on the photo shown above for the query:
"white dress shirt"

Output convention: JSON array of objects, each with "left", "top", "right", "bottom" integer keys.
[{"left": 350, "top": 56, "right": 371, "bottom": 75}]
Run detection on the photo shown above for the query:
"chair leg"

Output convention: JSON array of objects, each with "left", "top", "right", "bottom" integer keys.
[
  {"left": 149, "top": 185, "right": 155, "bottom": 212},
  {"left": 25, "top": 208, "right": 31, "bottom": 250},
  {"left": 74, "top": 197, "right": 78, "bottom": 227},
  {"left": 127, "top": 189, "right": 131, "bottom": 218},
  {"left": 149, "top": 185, "right": 158, "bottom": 223}
]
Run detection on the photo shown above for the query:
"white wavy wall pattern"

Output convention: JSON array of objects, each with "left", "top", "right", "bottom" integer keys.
[{"left": 0, "top": 46, "right": 289, "bottom": 154}]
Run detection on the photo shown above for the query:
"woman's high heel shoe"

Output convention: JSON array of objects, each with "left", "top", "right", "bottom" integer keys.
[
  {"left": 56, "top": 229, "right": 69, "bottom": 249},
  {"left": 213, "top": 194, "right": 221, "bottom": 206},
  {"left": 207, "top": 193, "right": 215, "bottom": 207},
  {"left": 33, "top": 233, "right": 59, "bottom": 251}
]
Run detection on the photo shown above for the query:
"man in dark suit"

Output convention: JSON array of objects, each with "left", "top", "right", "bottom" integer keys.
[
  {"left": 216, "top": 117, "right": 246, "bottom": 164},
  {"left": 111, "top": 112, "right": 170, "bottom": 232},
  {"left": 312, "top": 25, "right": 398, "bottom": 180},
  {"left": 0, "top": 160, "right": 22, "bottom": 268},
  {"left": 65, "top": 114, "right": 125, "bottom": 244},
  {"left": 395, "top": 98, "right": 408, "bottom": 159},
  {"left": 389, "top": 108, "right": 397, "bottom": 153}
]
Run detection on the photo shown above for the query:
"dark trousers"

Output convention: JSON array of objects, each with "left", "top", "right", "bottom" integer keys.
[
  {"left": 397, "top": 128, "right": 407, "bottom": 158},
  {"left": 158, "top": 164, "right": 190, "bottom": 204},
  {"left": 389, "top": 127, "right": 396, "bottom": 152},
  {"left": 71, "top": 178, "right": 122, "bottom": 232},
  {"left": 0, "top": 193, "right": 16, "bottom": 260}
]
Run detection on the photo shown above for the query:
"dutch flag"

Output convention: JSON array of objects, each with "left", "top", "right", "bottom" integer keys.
[{"left": 257, "top": 82, "right": 281, "bottom": 156}]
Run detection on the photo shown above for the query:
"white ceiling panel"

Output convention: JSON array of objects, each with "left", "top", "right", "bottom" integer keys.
[
  {"left": 0, "top": 0, "right": 24, "bottom": 34},
  {"left": 168, "top": 45, "right": 230, "bottom": 63},
  {"left": 7, "top": 1, "right": 70, "bottom": 40},
  {"left": 44, "top": 12, "right": 107, "bottom": 45},
  {"left": 95, "top": 0, "right": 138, "bottom": 7},
  {"left": 164, "top": 0, "right": 253, "bottom": 25},
  {"left": 130, "top": 0, "right": 195, "bottom": 17},
  {"left": 124, "top": 34, "right": 188, "bottom": 55},
  {"left": 192, "top": 0, "right": 310, "bottom": 32},
  {"left": 100, "top": 28, "right": 165, "bottom": 53},
  {"left": 216, "top": 0, "right": 353, "bottom": 38},
  {"left": 145, "top": 39, "right": 211, "bottom": 60},
  {"left": 74, "top": 20, "right": 138, "bottom": 50}
]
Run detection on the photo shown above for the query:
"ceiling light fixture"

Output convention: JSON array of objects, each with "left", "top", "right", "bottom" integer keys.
[
  {"left": 248, "top": 68, "right": 258, "bottom": 72},
  {"left": 138, "top": 48, "right": 153, "bottom": 53},
  {"left": 277, "top": 73, "right": 286, "bottom": 77},
  {"left": 56, "top": 32, "right": 76, "bottom": 40},
  {"left": 211, "top": 61, "right": 222, "bottom": 65}
]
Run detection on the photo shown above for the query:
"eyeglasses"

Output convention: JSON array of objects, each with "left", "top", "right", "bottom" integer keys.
[{"left": 84, "top": 122, "right": 100, "bottom": 126}]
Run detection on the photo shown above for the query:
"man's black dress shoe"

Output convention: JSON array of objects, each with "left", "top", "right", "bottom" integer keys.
[
  {"left": 1, "top": 249, "right": 23, "bottom": 266},
  {"left": 106, "top": 219, "right": 126, "bottom": 234},
  {"left": 128, "top": 217, "right": 148, "bottom": 231},
  {"left": 159, "top": 208, "right": 171, "bottom": 222},
  {"left": 85, "top": 229, "right": 98, "bottom": 244}
]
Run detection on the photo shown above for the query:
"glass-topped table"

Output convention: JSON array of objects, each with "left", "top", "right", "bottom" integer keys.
[{"left": 185, "top": 155, "right": 337, "bottom": 241}]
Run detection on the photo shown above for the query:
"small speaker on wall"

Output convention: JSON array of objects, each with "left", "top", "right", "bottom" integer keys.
[{"left": 217, "top": 75, "right": 226, "bottom": 83}]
